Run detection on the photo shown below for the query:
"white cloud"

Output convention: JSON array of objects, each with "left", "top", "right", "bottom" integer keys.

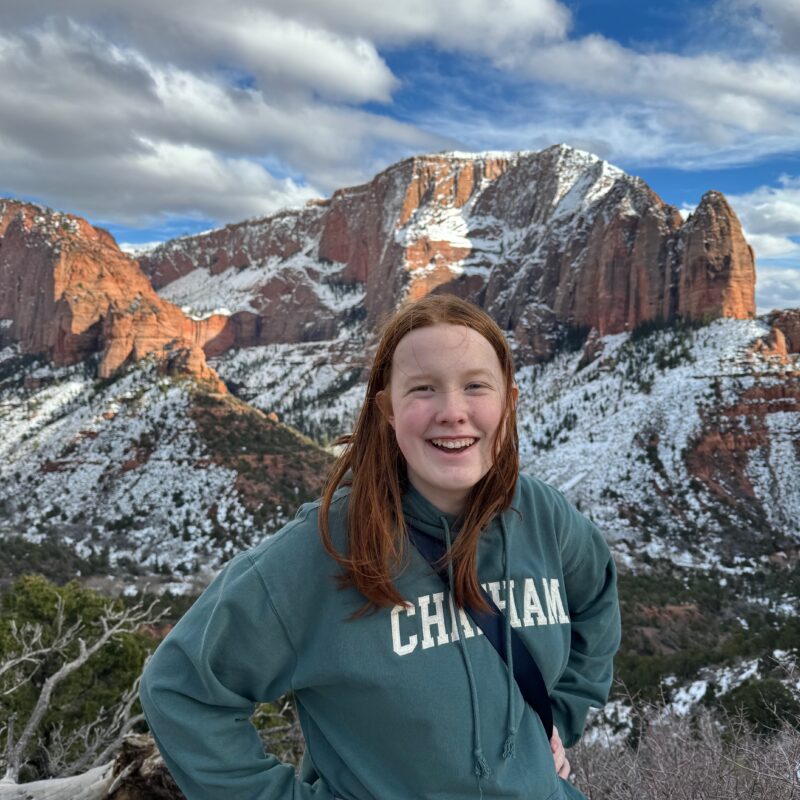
[
  {"left": 746, "top": 233, "right": 800, "bottom": 260},
  {"left": 0, "top": 20, "right": 442, "bottom": 225},
  {"left": 408, "top": 79, "right": 800, "bottom": 173},
  {"left": 510, "top": 37, "right": 800, "bottom": 151},
  {"left": 177, "top": 10, "right": 399, "bottom": 104},
  {"left": 2, "top": 1, "right": 572, "bottom": 80},
  {"left": 729, "top": 0, "right": 800, "bottom": 52},
  {"left": 1, "top": 0, "right": 799, "bottom": 231},
  {"left": 728, "top": 176, "right": 800, "bottom": 235},
  {"left": 724, "top": 177, "right": 800, "bottom": 265},
  {"left": 426, "top": 0, "right": 800, "bottom": 169},
  {"left": 289, "top": 0, "right": 573, "bottom": 53},
  {"left": 756, "top": 266, "right": 800, "bottom": 313}
]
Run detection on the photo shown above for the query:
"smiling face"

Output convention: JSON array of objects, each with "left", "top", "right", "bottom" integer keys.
[{"left": 379, "top": 323, "right": 515, "bottom": 516}]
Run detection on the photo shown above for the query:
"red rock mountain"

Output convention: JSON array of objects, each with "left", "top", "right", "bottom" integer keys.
[
  {"left": 140, "top": 145, "right": 756, "bottom": 362},
  {"left": 0, "top": 200, "right": 226, "bottom": 389},
  {"left": 0, "top": 145, "right": 759, "bottom": 378}
]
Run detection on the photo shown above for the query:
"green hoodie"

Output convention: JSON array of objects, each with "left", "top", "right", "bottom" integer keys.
[{"left": 140, "top": 473, "right": 620, "bottom": 800}]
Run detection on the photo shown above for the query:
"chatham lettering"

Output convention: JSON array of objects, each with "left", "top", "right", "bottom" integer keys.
[{"left": 390, "top": 577, "right": 570, "bottom": 657}]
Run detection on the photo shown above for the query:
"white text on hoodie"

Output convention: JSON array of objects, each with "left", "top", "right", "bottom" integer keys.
[{"left": 390, "top": 577, "right": 570, "bottom": 656}]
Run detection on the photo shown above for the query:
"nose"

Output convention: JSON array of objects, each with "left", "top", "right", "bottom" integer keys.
[{"left": 434, "top": 389, "right": 467, "bottom": 425}]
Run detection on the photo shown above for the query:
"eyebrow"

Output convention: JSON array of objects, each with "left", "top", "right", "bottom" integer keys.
[{"left": 399, "top": 368, "right": 497, "bottom": 383}]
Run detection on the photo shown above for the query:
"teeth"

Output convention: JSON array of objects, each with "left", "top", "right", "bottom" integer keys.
[{"left": 431, "top": 438, "right": 476, "bottom": 449}]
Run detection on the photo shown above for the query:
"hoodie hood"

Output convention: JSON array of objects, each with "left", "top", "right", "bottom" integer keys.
[{"left": 400, "top": 477, "right": 523, "bottom": 541}]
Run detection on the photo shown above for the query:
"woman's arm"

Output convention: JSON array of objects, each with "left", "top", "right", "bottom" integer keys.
[
  {"left": 550, "top": 504, "right": 621, "bottom": 748},
  {"left": 139, "top": 550, "right": 334, "bottom": 800}
]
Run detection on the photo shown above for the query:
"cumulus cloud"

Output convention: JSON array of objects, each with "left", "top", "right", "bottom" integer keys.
[
  {"left": 728, "top": 176, "right": 800, "bottom": 235},
  {"left": 2, "top": 1, "right": 570, "bottom": 89},
  {"left": 1, "top": 1, "right": 573, "bottom": 228},
  {"left": 404, "top": 66, "right": 800, "bottom": 173},
  {"left": 502, "top": 35, "right": 800, "bottom": 167},
  {"left": 746, "top": 233, "right": 800, "bottom": 260},
  {"left": 1, "top": 0, "right": 799, "bottom": 232},
  {"left": 279, "top": 0, "right": 572, "bottom": 53},
  {"left": 430, "top": 0, "right": 800, "bottom": 170},
  {"left": 728, "top": 0, "right": 800, "bottom": 52},
  {"left": 756, "top": 266, "right": 800, "bottom": 313},
  {"left": 0, "top": 18, "right": 442, "bottom": 225},
  {"left": 726, "top": 177, "right": 800, "bottom": 262},
  {"left": 0, "top": 2, "right": 571, "bottom": 228}
]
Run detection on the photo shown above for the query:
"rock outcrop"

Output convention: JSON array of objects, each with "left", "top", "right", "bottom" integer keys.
[
  {"left": 677, "top": 191, "right": 755, "bottom": 322},
  {"left": 685, "top": 377, "right": 800, "bottom": 545},
  {"left": 767, "top": 308, "right": 800, "bottom": 353},
  {"left": 140, "top": 145, "right": 757, "bottom": 362},
  {"left": 0, "top": 200, "right": 226, "bottom": 389}
]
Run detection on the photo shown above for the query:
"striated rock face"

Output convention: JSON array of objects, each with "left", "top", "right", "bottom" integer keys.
[
  {"left": 677, "top": 192, "right": 756, "bottom": 322},
  {"left": 0, "top": 145, "right": 760, "bottom": 379},
  {"left": 140, "top": 145, "right": 757, "bottom": 362},
  {"left": 767, "top": 308, "right": 800, "bottom": 353},
  {"left": 0, "top": 199, "right": 226, "bottom": 388},
  {"left": 685, "top": 378, "right": 800, "bottom": 542}
]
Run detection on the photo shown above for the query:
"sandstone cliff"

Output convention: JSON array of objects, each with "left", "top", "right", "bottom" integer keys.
[
  {"left": 0, "top": 199, "right": 226, "bottom": 388},
  {"left": 0, "top": 146, "right": 761, "bottom": 377},
  {"left": 140, "top": 145, "right": 757, "bottom": 362}
]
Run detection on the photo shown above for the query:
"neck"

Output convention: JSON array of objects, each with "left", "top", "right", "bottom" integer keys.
[{"left": 407, "top": 479, "right": 466, "bottom": 517}]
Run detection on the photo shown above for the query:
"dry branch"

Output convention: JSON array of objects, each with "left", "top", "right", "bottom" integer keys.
[{"left": 1, "top": 597, "right": 160, "bottom": 784}]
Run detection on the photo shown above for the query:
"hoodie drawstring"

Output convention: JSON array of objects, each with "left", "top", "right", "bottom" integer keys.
[
  {"left": 441, "top": 514, "right": 518, "bottom": 785},
  {"left": 500, "top": 516, "right": 517, "bottom": 759},
  {"left": 441, "top": 517, "right": 491, "bottom": 785}
]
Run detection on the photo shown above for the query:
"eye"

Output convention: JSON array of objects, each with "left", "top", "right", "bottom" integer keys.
[
  {"left": 466, "top": 382, "right": 490, "bottom": 392},
  {"left": 410, "top": 385, "right": 434, "bottom": 393}
]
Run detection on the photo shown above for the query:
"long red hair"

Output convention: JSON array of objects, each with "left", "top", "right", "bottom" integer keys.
[{"left": 319, "top": 294, "right": 519, "bottom": 612}]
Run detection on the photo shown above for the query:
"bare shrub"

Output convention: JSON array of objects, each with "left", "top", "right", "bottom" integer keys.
[
  {"left": 250, "top": 697, "right": 305, "bottom": 769},
  {"left": 571, "top": 704, "right": 800, "bottom": 800},
  {"left": 1, "top": 587, "right": 161, "bottom": 784}
]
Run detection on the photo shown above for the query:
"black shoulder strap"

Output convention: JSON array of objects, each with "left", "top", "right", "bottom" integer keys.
[{"left": 406, "top": 521, "right": 554, "bottom": 739}]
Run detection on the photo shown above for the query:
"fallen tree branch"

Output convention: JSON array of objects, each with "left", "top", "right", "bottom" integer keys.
[{"left": 0, "top": 762, "right": 114, "bottom": 800}]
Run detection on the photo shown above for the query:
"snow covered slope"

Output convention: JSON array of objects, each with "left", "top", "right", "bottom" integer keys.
[
  {"left": 0, "top": 344, "right": 331, "bottom": 590},
  {"left": 212, "top": 315, "right": 800, "bottom": 567}
]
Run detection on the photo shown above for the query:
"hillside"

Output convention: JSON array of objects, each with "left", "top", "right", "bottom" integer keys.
[
  {"left": 0, "top": 143, "right": 797, "bottom": 743},
  {"left": 0, "top": 344, "right": 331, "bottom": 591}
]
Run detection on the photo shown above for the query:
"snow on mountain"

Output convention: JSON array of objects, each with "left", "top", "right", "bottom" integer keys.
[
  {"left": 1, "top": 351, "right": 242, "bottom": 575},
  {"left": 212, "top": 315, "right": 800, "bottom": 569},
  {"left": 519, "top": 317, "right": 800, "bottom": 558},
  {"left": 211, "top": 335, "right": 368, "bottom": 444},
  {"left": 0, "top": 345, "right": 331, "bottom": 590},
  {"left": 0, "top": 147, "right": 795, "bottom": 732},
  {"left": 139, "top": 144, "right": 755, "bottom": 363}
]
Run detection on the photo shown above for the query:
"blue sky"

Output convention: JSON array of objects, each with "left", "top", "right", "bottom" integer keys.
[{"left": 1, "top": 0, "right": 799, "bottom": 310}]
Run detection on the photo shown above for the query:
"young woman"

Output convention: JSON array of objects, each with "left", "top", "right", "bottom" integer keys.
[{"left": 140, "top": 295, "right": 621, "bottom": 800}]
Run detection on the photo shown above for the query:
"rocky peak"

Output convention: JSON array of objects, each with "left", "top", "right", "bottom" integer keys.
[
  {"left": 677, "top": 191, "right": 756, "bottom": 322},
  {"left": 765, "top": 309, "right": 800, "bottom": 354},
  {"left": 140, "top": 145, "right": 757, "bottom": 363},
  {"left": 0, "top": 199, "right": 226, "bottom": 389},
  {"left": 8, "top": 145, "right": 758, "bottom": 374}
]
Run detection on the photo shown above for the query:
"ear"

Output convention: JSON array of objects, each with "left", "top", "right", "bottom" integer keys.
[{"left": 376, "top": 390, "right": 395, "bottom": 429}]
